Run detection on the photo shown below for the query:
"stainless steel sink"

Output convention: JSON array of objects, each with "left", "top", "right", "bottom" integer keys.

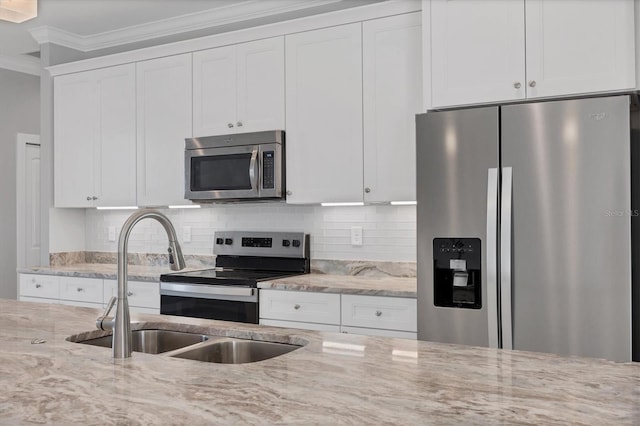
[
  {"left": 169, "top": 339, "right": 301, "bottom": 364},
  {"left": 72, "top": 329, "right": 209, "bottom": 354}
]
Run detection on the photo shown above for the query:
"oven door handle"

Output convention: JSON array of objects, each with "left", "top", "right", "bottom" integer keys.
[
  {"left": 160, "top": 282, "right": 256, "bottom": 297},
  {"left": 249, "top": 148, "right": 259, "bottom": 192}
]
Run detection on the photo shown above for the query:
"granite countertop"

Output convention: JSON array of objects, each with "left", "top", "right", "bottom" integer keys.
[
  {"left": 17, "top": 264, "right": 177, "bottom": 282},
  {"left": 259, "top": 273, "right": 417, "bottom": 297},
  {"left": 1, "top": 299, "right": 638, "bottom": 424},
  {"left": 19, "top": 265, "right": 417, "bottom": 296}
]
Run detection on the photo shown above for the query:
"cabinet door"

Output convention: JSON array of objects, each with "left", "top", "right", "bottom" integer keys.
[
  {"left": 54, "top": 72, "right": 95, "bottom": 207},
  {"left": 430, "top": 0, "right": 525, "bottom": 107},
  {"left": 285, "top": 24, "right": 363, "bottom": 204},
  {"left": 236, "top": 37, "right": 285, "bottom": 133},
  {"left": 525, "top": 0, "right": 635, "bottom": 98},
  {"left": 137, "top": 54, "right": 192, "bottom": 206},
  {"left": 363, "top": 13, "right": 422, "bottom": 203},
  {"left": 193, "top": 45, "right": 237, "bottom": 137},
  {"left": 93, "top": 64, "right": 136, "bottom": 206}
]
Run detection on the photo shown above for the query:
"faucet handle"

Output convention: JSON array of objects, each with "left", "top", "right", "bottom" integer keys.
[{"left": 96, "top": 296, "right": 117, "bottom": 331}]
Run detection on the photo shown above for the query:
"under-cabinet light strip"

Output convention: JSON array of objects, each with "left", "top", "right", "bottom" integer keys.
[
  {"left": 168, "top": 205, "right": 201, "bottom": 209},
  {"left": 95, "top": 206, "right": 139, "bottom": 210},
  {"left": 390, "top": 201, "right": 417, "bottom": 206},
  {"left": 320, "top": 202, "right": 365, "bottom": 207}
]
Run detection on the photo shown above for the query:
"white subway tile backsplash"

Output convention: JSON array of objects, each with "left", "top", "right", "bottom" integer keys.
[{"left": 84, "top": 204, "right": 416, "bottom": 261}]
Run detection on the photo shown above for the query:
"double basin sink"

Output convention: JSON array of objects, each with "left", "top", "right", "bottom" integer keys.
[{"left": 69, "top": 329, "right": 302, "bottom": 364}]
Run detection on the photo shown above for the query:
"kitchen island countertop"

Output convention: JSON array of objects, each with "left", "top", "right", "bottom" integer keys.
[{"left": 0, "top": 299, "right": 638, "bottom": 424}]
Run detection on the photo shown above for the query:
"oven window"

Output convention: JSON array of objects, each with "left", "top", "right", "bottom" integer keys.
[
  {"left": 191, "top": 153, "right": 252, "bottom": 191},
  {"left": 161, "top": 295, "right": 258, "bottom": 324}
]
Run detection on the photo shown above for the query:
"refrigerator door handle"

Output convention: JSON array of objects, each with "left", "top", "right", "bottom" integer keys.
[
  {"left": 500, "top": 167, "right": 514, "bottom": 350},
  {"left": 486, "top": 168, "right": 499, "bottom": 348}
]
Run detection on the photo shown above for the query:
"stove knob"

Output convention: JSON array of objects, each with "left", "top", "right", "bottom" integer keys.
[
  {"left": 282, "top": 239, "right": 290, "bottom": 247},
  {"left": 216, "top": 238, "right": 224, "bottom": 245},
  {"left": 292, "top": 239, "right": 301, "bottom": 248},
  {"left": 225, "top": 238, "right": 233, "bottom": 245}
]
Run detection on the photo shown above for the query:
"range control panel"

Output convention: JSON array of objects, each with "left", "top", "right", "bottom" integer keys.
[{"left": 214, "top": 231, "right": 308, "bottom": 258}]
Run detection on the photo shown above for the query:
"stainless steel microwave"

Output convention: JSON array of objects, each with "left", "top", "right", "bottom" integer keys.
[{"left": 185, "top": 130, "right": 284, "bottom": 202}]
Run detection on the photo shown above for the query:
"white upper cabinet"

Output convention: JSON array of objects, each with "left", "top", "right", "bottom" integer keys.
[
  {"left": 363, "top": 12, "right": 422, "bottom": 203},
  {"left": 136, "top": 54, "right": 192, "bottom": 207},
  {"left": 193, "top": 37, "right": 284, "bottom": 136},
  {"left": 430, "top": 0, "right": 526, "bottom": 107},
  {"left": 285, "top": 23, "right": 363, "bottom": 204},
  {"left": 428, "top": 0, "right": 636, "bottom": 107},
  {"left": 525, "top": 0, "right": 636, "bottom": 99},
  {"left": 54, "top": 64, "right": 136, "bottom": 208}
]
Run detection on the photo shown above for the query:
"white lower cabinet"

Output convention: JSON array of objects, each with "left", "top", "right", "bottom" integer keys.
[
  {"left": 260, "top": 319, "right": 340, "bottom": 333},
  {"left": 259, "top": 289, "right": 417, "bottom": 339},
  {"left": 259, "top": 290, "right": 341, "bottom": 325},
  {"left": 341, "top": 294, "right": 417, "bottom": 333},
  {"left": 104, "top": 280, "right": 160, "bottom": 314},
  {"left": 19, "top": 274, "right": 60, "bottom": 300},
  {"left": 59, "top": 277, "right": 103, "bottom": 304},
  {"left": 18, "top": 273, "right": 160, "bottom": 313}
]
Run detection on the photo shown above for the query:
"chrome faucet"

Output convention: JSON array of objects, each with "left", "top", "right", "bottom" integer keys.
[{"left": 96, "top": 209, "right": 186, "bottom": 359}]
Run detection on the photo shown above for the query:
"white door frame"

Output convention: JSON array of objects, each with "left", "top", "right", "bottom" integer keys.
[{"left": 16, "top": 133, "right": 41, "bottom": 270}]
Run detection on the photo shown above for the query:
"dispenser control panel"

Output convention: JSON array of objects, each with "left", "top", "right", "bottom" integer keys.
[{"left": 433, "top": 238, "right": 481, "bottom": 309}]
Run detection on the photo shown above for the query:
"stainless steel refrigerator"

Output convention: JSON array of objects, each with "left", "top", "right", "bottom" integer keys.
[{"left": 416, "top": 95, "right": 637, "bottom": 362}]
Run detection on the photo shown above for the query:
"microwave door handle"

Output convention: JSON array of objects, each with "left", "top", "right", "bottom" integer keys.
[{"left": 249, "top": 148, "right": 259, "bottom": 192}]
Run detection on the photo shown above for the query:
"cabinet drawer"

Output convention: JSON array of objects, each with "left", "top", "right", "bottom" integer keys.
[
  {"left": 341, "top": 295, "right": 417, "bottom": 332},
  {"left": 260, "top": 290, "right": 341, "bottom": 325},
  {"left": 340, "top": 326, "right": 417, "bottom": 340},
  {"left": 59, "top": 277, "right": 103, "bottom": 303},
  {"left": 19, "top": 274, "right": 60, "bottom": 299},
  {"left": 260, "top": 319, "right": 340, "bottom": 333},
  {"left": 104, "top": 280, "right": 160, "bottom": 309}
]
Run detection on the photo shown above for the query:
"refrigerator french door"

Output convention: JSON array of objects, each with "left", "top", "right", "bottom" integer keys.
[{"left": 416, "top": 95, "right": 632, "bottom": 362}]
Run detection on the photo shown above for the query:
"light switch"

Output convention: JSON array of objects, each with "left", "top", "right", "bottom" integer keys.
[
  {"left": 350, "top": 226, "right": 363, "bottom": 246},
  {"left": 108, "top": 226, "right": 116, "bottom": 242},
  {"left": 183, "top": 226, "right": 192, "bottom": 243}
]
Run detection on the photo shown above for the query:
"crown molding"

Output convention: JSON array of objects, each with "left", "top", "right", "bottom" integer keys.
[
  {"left": 0, "top": 54, "right": 40, "bottom": 76},
  {"left": 29, "top": 0, "right": 343, "bottom": 52}
]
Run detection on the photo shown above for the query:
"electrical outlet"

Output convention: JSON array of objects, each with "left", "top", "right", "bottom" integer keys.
[
  {"left": 350, "top": 226, "right": 363, "bottom": 246},
  {"left": 183, "top": 226, "right": 192, "bottom": 243},
  {"left": 108, "top": 226, "right": 116, "bottom": 242}
]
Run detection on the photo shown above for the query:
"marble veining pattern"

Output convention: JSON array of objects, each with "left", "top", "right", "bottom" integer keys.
[
  {"left": 0, "top": 299, "right": 638, "bottom": 424},
  {"left": 311, "top": 259, "right": 416, "bottom": 277},
  {"left": 259, "top": 274, "right": 417, "bottom": 297}
]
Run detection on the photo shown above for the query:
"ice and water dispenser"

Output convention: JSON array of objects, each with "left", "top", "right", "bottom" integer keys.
[{"left": 433, "top": 238, "right": 481, "bottom": 309}]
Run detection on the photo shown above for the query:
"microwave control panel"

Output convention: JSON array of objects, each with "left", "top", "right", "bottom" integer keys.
[{"left": 263, "top": 151, "right": 275, "bottom": 189}]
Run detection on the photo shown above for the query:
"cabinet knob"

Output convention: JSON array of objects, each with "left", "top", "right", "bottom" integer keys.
[
  {"left": 127, "top": 292, "right": 134, "bottom": 297},
  {"left": 87, "top": 196, "right": 92, "bottom": 201},
  {"left": 92, "top": 196, "right": 98, "bottom": 201},
  {"left": 375, "top": 310, "right": 382, "bottom": 317},
  {"left": 236, "top": 121, "right": 243, "bottom": 127},
  {"left": 77, "top": 287, "right": 84, "bottom": 292},
  {"left": 286, "top": 190, "right": 292, "bottom": 196},
  {"left": 35, "top": 284, "right": 41, "bottom": 289},
  {"left": 294, "top": 304, "right": 301, "bottom": 310},
  {"left": 364, "top": 187, "right": 371, "bottom": 194},
  {"left": 228, "top": 123, "right": 234, "bottom": 128},
  {"left": 528, "top": 80, "right": 536, "bottom": 88},
  {"left": 513, "top": 82, "right": 521, "bottom": 89}
]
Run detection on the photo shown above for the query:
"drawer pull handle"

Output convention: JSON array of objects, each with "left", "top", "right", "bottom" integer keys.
[
  {"left": 294, "top": 304, "right": 301, "bottom": 310},
  {"left": 77, "top": 288, "right": 84, "bottom": 292},
  {"left": 127, "top": 292, "right": 134, "bottom": 297},
  {"left": 35, "top": 284, "right": 42, "bottom": 289},
  {"left": 375, "top": 310, "right": 382, "bottom": 317}
]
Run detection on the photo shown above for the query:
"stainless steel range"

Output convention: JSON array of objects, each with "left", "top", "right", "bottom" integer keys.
[{"left": 159, "top": 231, "right": 309, "bottom": 323}]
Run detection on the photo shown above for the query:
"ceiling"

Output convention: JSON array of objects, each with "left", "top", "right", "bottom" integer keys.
[{"left": 0, "top": 0, "right": 380, "bottom": 59}]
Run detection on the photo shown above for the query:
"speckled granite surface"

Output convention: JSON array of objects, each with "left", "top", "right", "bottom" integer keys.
[
  {"left": 1, "top": 299, "right": 638, "bottom": 424},
  {"left": 17, "top": 263, "right": 171, "bottom": 282},
  {"left": 259, "top": 274, "right": 417, "bottom": 297}
]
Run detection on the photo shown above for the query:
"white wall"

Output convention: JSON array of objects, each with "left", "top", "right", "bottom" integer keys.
[
  {"left": 0, "top": 69, "right": 40, "bottom": 299},
  {"left": 84, "top": 204, "right": 416, "bottom": 262}
]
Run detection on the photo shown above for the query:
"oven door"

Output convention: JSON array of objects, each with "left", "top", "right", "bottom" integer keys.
[
  {"left": 160, "top": 283, "right": 259, "bottom": 324},
  {"left": 185, "top": 143, "right": 281, "bottom": 201}
]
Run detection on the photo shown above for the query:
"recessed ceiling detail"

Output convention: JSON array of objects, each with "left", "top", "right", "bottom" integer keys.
[{"left": 0, "top": 0, "right": 37, "bottom": 24}]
